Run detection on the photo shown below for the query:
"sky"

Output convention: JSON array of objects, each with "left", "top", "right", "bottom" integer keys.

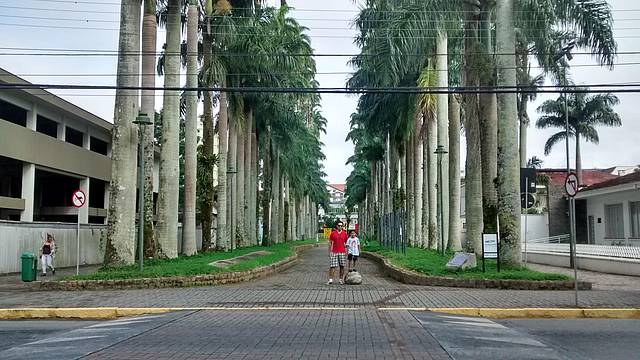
[{"left": 0, "top": 0, "right": 638, "bottom": 184}]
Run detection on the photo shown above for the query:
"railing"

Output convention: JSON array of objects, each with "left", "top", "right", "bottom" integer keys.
[
  {"left": 527, "top": 234, "right": 570, "bottom": 244},
  {"left": 378, "top": 211, "right": 406, "bottom": 255},
  {"left": 524, "top": 243, "right": 640, "bottom": 260}
]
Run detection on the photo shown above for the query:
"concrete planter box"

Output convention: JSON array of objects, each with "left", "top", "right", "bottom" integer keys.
[
  {"left": 31, "top": 243, "right": 318, "bottom": 291},
  {"left": 362, "top": 251, "right": 592, "bottom": 290}
]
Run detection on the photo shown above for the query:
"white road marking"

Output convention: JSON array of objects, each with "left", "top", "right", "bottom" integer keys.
[{"left": 30, "top": 335, "right": 106, "bottom": 344}]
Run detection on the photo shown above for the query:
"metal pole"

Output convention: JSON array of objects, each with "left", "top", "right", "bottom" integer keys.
[
  {"left": 571, "top": 197, "right": 579, "bottom": 306},
  {"left": 435, "top": 145, "right": 447, "bottom": 255},
  {"left": 76, "top": 210, "right": 80, "bottom": 275},
  {"left": 137, "top": 126, "right": 145, "bottom": 272},
  {"left": 564, "top": 64, "right": 579, "bottom": 306},
  {"left": 524, "top": 177, "right": 529, "bottom": 264}
]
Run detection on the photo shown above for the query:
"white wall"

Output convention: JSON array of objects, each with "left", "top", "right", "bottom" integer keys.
[
  {"left": 585, "top": 189, "right": 640, "bottom": 245},
  {"left": 521, "top": 214, "right": 549, "bottom": 241},
  {"left": 0, "top": 221, "right": 105, "bottom": 274}
]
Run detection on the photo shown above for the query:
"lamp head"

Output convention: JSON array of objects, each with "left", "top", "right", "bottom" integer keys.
[{"left": 133, "top": 112, "right": 152, "bottom": 126}]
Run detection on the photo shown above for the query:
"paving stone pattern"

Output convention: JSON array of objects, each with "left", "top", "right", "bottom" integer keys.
[
  {"left": 83, "top": 309, "right": 453, "bottom": 360},
  {"left": 1, "top": 246, "right": 639, "bottom": 309}
]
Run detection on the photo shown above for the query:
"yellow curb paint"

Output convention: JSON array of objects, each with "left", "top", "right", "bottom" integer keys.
[
  {"left": 428, "top": 307, "right": 640, "bottom": 319},
  {"left": 115, "top": 308, "right": 174, "bottom": 317},
  {"left": 583, "top": 308, "right": 640, "bottom": 319}
]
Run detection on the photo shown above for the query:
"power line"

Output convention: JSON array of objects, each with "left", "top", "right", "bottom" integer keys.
[{"left": 2, "top": 82, "right": 640, "bottom": 94}]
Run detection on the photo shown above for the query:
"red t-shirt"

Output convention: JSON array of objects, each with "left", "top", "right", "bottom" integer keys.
[{"left": 329, "top": 230, "right": 348, "bottom": 253}]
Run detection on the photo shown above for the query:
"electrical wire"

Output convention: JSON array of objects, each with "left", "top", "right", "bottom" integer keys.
[{"left": 3, "top": 82, "right": 640, "bottom": 94}]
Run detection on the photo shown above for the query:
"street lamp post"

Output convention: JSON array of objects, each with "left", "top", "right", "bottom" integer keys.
[
  {"left": 133, "top": 112, "right": 152, "bottom": 272},
  {"left": 227, "top": 168, "right": 237, "bottom": 251},
  {"left": 435, "top": 145, "right": 448, "bottom": 255}
]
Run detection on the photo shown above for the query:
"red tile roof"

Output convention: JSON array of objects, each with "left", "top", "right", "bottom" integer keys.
[
  {"left": 538, "top": 169, "right": 618, "bottom": 187},
  {"left": 328, "top": 183, "right": 346, "bottom": 192},
  {"left": 580, "top": 171, "right": 640, "bottom": 192}
]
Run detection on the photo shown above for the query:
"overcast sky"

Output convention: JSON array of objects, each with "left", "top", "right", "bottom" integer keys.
[{"left": 1, "top": 0, "right": 638, "bottom": 184}]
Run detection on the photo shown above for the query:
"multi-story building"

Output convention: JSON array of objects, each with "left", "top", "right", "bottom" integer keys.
[{"left": 0, "top": 68, "right": 117, "bottom": 224}]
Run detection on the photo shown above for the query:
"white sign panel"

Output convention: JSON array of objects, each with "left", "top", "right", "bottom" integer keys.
[{"left": 482, "top": 233, "right": 498, "bottom": 259}]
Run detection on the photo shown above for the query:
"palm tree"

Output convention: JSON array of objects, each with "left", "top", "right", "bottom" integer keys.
[
  {"left": 517, "top": 64, "right": 545, "bottom": 168},
  {"left": 182, "top": 0, "right": 199, "bottom": 256},
  {"left": 104, "top": 0, "right": 141, "bottom": 266},
  {"left": 527, "top": 156, "right": 543, "bottom": 169},
  {"left": 536, "top": 91, "right": 621, "bottom": 184},
  {"left": 156, "top": 0, "right": 182, "bottom": 259},
  {"left": 448, "top": 94, "right": 462, "bottom": 251},
  {"left": 141, "top": 0, "right": 157, "bottom": 258},
  {"left": 496, "top": 0, "right": 521, "bottom": 265}
]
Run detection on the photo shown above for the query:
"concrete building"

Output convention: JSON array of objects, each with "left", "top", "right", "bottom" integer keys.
[
  {"left": 0, "top": 68, "right": 115, "bottom": 224},
  {"left": 324, "top": 183, "right": 357, "bottom": 229},
  {"left": 575, "top": 171, "right": 640, "bottom": 246}
]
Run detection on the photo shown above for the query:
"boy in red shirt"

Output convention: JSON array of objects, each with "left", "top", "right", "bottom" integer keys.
[{"left": 327, "top": 222, "right": 348, "bottom": 284}]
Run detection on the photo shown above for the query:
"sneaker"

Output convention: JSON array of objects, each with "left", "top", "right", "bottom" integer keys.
[
  {"left": 339, "top": 279, "right": 344, "bottom": 285},
  {"left": 41, "top": 273, "right": 46, "bottom": 276},
  {"left": 326, "top": 279, "right": 333, "bottom": 285},
  {"left": 52, "top": 268, "right": 56, "bottom": 275}
]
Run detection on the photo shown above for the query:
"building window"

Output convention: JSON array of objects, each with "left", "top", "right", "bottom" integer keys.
[
  {"left": 630, "top": 201, "right": 640, "bottom": 238},
  {"left": 604, "top": 203, "right": 624, "bottom": 238},
  {"left": 90, "top": 136, "right": 108, "bottom": 155},
  {"left": 36, "top": 115, "right": 58, "bottom": 138},
  {"left": 65, "top": 126, "right": 84, "bottom": 147},
  {"left": 0, "top": 98, "right": 27, "bottom": 127}
]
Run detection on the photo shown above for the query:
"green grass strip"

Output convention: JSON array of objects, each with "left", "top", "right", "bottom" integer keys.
[
  {"left": 366, "top": 242, "right": 570, "bottom": 281},
  {"left": 68, "top": 239, "right": 318, "bottom": 281}
]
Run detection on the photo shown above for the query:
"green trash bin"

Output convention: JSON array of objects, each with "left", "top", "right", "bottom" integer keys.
[{"left": 21, "top": 253, "right": 37, "bottom": 282}]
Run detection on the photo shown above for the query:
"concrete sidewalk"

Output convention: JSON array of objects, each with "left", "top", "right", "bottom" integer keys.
[{"left": 0, "top": 246, "right": 638, "bottom": 309}]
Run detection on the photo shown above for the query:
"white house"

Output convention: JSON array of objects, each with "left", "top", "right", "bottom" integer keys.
[{"left": 575, "top": 171, "right": 640, "bottom": 246}]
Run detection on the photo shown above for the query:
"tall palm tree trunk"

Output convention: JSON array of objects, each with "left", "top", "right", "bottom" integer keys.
[
  {"left": 436, "top": 33, "right": 450, "bottom": 248},
  {"left": 236, "top": 121, "right": 246, "bottom": 248},
  {"left": 464, "top": 10, "right": 484, "bottom": 254},
  {"left": 496, "top": 0, "right": 522, "bottom": 265},
  {"left": 427, "top": 117, "right": 438, "bottom": 250},
  {"left": 261, "top": 133, "right": 272, "bottom": 246},
  {"left": 575, "top": 133, "right": 583, "bottom": 185},
  {"left": 421, "top": 120, "right": 429, "bottom": 248},
  {"left": 414, "top": 115, "right": 423, "bottom": 247},
  {"left": 216, "top": 91, "right": 229, "bottom": 250},
  {"left": 270, "top": 153, "right": 280, "bottom": 244},
  {"left": 406, "top": 137, "right": 414, "bottom": 247},
  {"left": 279, "top": 174, "right": 285, "bottom": 242},
  {"left": 104, "top": 0, "right": 141, "bottom": 266},
  {"left": 244, "top": 109, "right": 253, "bottom": 246},
  {"left": 141, "top": 0, "right": 157, "bottom": 258},
  {"left": 156, "top": 0, "right": 181, "bottom": 259},
  {"left": 448, "top": 95, "right": 462, "bottom": 250},
  {"left": 228, "top": 120, "right": 238, "bottom": 249},
  {"left": 182, "top": 0, "right": 198, "bottom": 256},
  {"left": 200, "top": 33, "right": 215, "bottom": 252},
  {"left": 251, "top": 129, "right": 258, "bottom": 245}
]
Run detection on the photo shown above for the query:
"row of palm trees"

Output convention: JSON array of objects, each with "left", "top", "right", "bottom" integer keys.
[
  {"left": 345, "top": 0, "right": 618, "bottom": 266},
  {"left": 105, "top": 0, "right": 329, "bottom": 265}
]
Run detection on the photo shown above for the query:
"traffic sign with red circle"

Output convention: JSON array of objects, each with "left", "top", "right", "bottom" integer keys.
[
  {"left": 565, "top": 173, "right": 579, "bottom": 197},
  {"left": 72, "top": 189, "right": 86, "bottom": 208}
]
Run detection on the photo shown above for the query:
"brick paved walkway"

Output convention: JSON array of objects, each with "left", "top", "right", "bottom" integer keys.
[
  {"left": 82, "top": 309, "right": 452, "bottom": 360},
  {"left": 1, "top": 246, "right": 639, "bottom": 309}
]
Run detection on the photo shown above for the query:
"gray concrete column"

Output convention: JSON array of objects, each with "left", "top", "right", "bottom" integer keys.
[
  {"left": 20, "top": 163, "right": 35, "bottom": 222},
  {"left": 26, "top": 104, "right": 37, "bottom": 130},
  {"left": 79, "top": 177, "right": 89, "bottom": 224}
]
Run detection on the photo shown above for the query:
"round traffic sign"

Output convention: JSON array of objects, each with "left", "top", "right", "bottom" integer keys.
[
  {"left": 521, "top": 193, "right": 536, "bottom": 209},
  {"left": 72, "top": 189, "right": 86, "bottom": 208},
  {"left": 565, "top": 173, "right": 579, "bottom": 197}
]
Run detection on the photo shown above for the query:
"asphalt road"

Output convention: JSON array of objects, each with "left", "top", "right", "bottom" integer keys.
[{"left": 1, "top": 311, "right": 638, "bottom": 360}]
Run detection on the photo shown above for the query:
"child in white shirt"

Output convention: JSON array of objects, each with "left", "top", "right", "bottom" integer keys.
[{"left": 346, "top": 230, "right": 360, "bottom": 272}]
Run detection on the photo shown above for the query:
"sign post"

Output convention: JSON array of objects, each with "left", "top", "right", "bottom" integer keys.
[
  {"left": 481, "top": 233, "right": 499, "bottom": 273},
  {"left": 564, "top": 172, "right": 580, "bottom": 307},
  {"left": 71, "top": 189, "right": 86, "bottom": 276}
]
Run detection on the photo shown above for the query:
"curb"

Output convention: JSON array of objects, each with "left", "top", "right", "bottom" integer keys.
[
  {"left": 0, "top": 307, "right": 174, "bottom": 320},
  {"left": 2, "top": 306, "right": 638, "bottom": 320},
  {"left": 363, "top": 251, "right": 592, "bottom": 290},
  {"left": 426, "top": 307, "right": 640, "bottom": 319},
  {"left": 28, "top": 243, "right": 318, "bottom": 291}
]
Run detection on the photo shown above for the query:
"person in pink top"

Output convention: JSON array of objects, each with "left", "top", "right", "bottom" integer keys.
[{"left": 327, "top": 222, "right": 348, "bottom": 285}]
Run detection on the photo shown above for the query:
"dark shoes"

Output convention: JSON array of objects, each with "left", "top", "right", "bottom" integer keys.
[
  {"left": 41, "top": 273, "right": 46, "bottom": 276},
  {"left": 52, "top": 268, "right": 55, "bottom": 275}
]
